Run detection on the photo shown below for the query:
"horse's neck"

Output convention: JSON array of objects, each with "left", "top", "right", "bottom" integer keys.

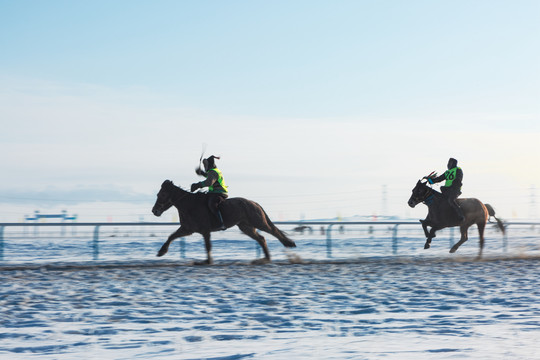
[
  {"left": 424, "top": 188, "right": 444, "bottom": 207},
  {"left": 170, "top": 187, "right": 190, "bottom": 206},
  {"left": 426, "top": 192, "right": 451, "bottom": 216},
  {"left": 171, "top": 187, "right": 205, "bottom": 210}
]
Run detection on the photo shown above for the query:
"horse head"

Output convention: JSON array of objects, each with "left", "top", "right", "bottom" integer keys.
[
  {"left": 152, "top": 180, "right": 176, "bottom": 217},
  {"left": 408, "top": 179, "right": 432, "bottom": 208}
]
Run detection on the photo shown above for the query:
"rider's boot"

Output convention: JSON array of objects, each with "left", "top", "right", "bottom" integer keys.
[{"left": 216, "top": 209, "right": 226, "bottom": 231}]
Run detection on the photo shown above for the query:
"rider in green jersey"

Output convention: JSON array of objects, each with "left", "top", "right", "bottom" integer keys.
[
  {"left": 428, "top": 158, "right": 465, "bottom": 221},
  {"left": 191, "top": 155, "right": 228, "bottom": 230}
]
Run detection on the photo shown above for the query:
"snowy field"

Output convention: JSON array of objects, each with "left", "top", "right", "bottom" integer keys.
[{"left": 1, "top": 224, "right": 540, "bottom": 359}]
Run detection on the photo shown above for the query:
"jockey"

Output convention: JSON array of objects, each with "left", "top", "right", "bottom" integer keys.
[
  {"left": 428, "top": 157, "right": 465, "bottom": 221},
  {"left": 191, "top": 155, "right": 228, "bottom": 230}
]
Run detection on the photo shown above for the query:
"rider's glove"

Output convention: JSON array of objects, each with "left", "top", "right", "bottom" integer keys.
[
  {"left": 191, "top": 182, "right": 201, "bottom": 192},
  {"left": 195, "top": 167, "right": 204, "bottom": 176}
]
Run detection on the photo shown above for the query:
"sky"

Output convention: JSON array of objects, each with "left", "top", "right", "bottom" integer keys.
[{"left": 1, "top": 0, "right": 539, "bottom": 222}]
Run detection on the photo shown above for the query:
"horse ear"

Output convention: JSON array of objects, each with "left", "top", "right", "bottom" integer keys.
[{"left": 162, "top": 180, "right": 173, "bottom": 189}]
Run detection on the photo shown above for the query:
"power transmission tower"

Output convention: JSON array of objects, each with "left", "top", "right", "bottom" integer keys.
[{"left": 530, "top": 185, "right": 537, "bottom": 220}]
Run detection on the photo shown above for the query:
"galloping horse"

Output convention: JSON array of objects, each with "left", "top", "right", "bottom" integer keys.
[
  {"left": 408, "top": 179, "right": 505, "bottom": 258},
  {"left": 152, "top": 180, "right": 296, "bottom": 264}
]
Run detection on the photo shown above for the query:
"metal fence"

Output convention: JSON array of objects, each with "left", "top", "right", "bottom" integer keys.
[{"left": 1, "top": 220, "right": 539, "bottom": 262}]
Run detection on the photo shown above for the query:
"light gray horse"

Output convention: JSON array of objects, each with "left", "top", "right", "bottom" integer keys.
[{"left": 408, "top": 179, "right": 505, "bottom": 258}]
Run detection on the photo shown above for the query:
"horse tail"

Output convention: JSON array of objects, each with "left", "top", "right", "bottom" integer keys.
[
  {"left": 260, "top": 208, "right": 297, "bottom": 248},
  {"left": 485, "top": 203, "right": 506, "bottom": 235}
]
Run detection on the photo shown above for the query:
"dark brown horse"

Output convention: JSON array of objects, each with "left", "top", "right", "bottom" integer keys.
[
  {"left": 152, "top": 180, "right": 296, "bottom": 264},
  {"left": 408, "top": 179, "right": 505, "bottom": 257}
]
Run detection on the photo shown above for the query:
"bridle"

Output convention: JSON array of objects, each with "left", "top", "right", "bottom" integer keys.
[
  {"left": 153, "top": 191, "right": 174, "bottom": 215},
  {"left": 411, "top": 180, "right": 435, "bottom": 206},
  {"left": 153, "top": 182, "right": 193, "bottom": 216}
]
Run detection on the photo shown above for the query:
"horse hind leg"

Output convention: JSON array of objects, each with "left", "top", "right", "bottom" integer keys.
[
  {"left": 238, "top": 223, "right": 271, "bottom": 263},
  {"left": 265, "top": 221, "right": 296, "bottom": 248},
  {"left": 475, "top": 222, "right": 486, "bottom": 259},
  {"left": 450, "top": 226, "right": 469, "bottom": 253},
  {"left": 251, "top": 209, "right": 296, "bottom": 248}
]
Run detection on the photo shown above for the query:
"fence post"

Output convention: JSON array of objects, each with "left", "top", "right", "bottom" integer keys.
[
  {"left": 326, "top": 224, "right": 334, "bottom": 258},
  {"left": 392, "top": 225, "right": 399, "bottom": 255},
  {"left": 93, "top": 225, "right": 100, "bottom": 260},
  {"left": 503, "top": 226, "right": 508, "bottom": 252},
  {"left": 0, "top": 226, "right": 4, "bottom": 261},
  {"left": 179, "top": 238, "right": 186, "bottom": 259}
]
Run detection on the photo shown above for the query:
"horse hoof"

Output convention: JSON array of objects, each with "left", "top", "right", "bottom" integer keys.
[
  {"left": 424, "top": 244, "right": 430, "bottom": 249},
  {"left": 251, "top": 258, "right": 271, "bottom": 265},
  {"left": 449, "top": 247, "right": 457, "bottom": 253},
  {"left": 194, "top": 259, "right": 213, "bottom": 265}
]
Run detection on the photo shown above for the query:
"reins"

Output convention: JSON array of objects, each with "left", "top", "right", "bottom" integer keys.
[
  {"left": 167, "top": 185, "right": 190, "bottom": 205},
  {"left": 420, "top": 182, "right": 436, "bottom": 206},
  {"left": 423, "top": 194, "right": 435, "bottom": 206}
]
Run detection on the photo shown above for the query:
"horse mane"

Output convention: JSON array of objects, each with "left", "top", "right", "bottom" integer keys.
[
  {"left": 163, "top": 180, "right": 206, "bottom": 201},
  {"left": 419, "top": 180, "right": 443, "bottom": 198}
]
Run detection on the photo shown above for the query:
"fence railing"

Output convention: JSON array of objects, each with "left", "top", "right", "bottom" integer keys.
[{"left": 0, "top": 220, "right": 538, "bottom": 261}]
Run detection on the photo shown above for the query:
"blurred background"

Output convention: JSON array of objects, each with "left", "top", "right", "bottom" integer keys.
[{"left": 1, "top": 1, "right": 538, "bottom": 223}]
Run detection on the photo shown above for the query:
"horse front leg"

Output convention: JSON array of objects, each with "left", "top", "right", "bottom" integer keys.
[
  {"left": 194, "top": 233, "right": 214, "bottom": 265},
  {"left": 420, "top": 219, "right": 429, "bottom": 238},
  {"left": 424, "top": 227, "right": 437, "bottom": 249},
  {"left": 420, "top": 219, "right": 436, "bottom": 238},
  {"left": 157, "top": 226, "right": 192, "bottom": 257},
  {"left": 450, "top": 226, "right": 469, "bottom": 253}
]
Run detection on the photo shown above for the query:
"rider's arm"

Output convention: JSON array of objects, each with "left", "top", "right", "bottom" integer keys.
[
  {"left": 197, "top": 170, "right": 218, "bottom": 188},
  {"left": 429, "top": 172, "right": 446, "bottom": 184},
  {"left": 195, "top": 167, "right": 207, "bottom": 177}
]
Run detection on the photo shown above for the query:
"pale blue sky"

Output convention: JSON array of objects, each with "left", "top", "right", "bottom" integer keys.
[{"left": 1, "top": 1, "right": 539, "bottom": 221}]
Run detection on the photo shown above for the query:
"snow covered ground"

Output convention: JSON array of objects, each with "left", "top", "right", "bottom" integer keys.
[{"left": 1, "top": 224, "right": 540, "bottom": 359}]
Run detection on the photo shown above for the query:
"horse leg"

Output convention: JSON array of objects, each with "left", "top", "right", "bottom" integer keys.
[
  {"left": 238, "top": 223, "right": 271, "bottom": 263},
  {"left": 420, "top": 219, "right": 432, "bottom": 238},
  {"left": 194, "top": 233, "right": 214, "bottom": 265},
  {"left": 450, "top": 226, "right": 469, "bottom": 253},
  {"left": 424, "top": 227, "right": 437, "bottom": 249},
  {"left": 242, "top": 205, "right": 296, "bottom": 248},
  {"left": 476, "top": 222, "right": 486, "bottom": 259},
  {"left": 257, "top": 216, "right": 296, "bottom": 248},
  {"left": 157, "top": 226, "right": 193, "bottom": 257}
]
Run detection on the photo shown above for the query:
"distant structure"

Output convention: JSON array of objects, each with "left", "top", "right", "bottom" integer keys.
[
  {"left": 381, "top": 185, "right": 388, "bottom": 216},
  {"left": 25, "top": 210, "right": 77, "bottom": 236},
  {"left": 530, "top": 185, "right": 537, "bottom": 220},
  {"left": 25, "top": 210, "right": 77, "bottom": 222}
]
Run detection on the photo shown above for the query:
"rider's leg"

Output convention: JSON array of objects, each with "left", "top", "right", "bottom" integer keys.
[
  {"left": 208, "top": 194, "right": 226, "bottom": 230},
  {"left": 448, "top": 197, "right": 465, "bottom": 221},
  {"left": 442, "top": 187, "right": 464, "bottom": 221}
]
